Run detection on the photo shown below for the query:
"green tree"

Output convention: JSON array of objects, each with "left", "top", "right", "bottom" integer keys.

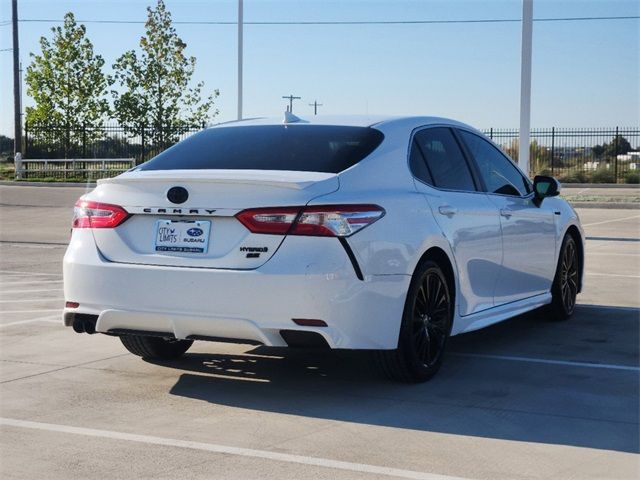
[
  {"left": 25, "top": 12, "right": 110, "bottom": 155},
  {"left": 592, "top": 136, "right": 633, "bottom": 158},
  {"left": 0, "top": 135, "right": 14, "bottom": 157},
  {"left": 111, "top": 0, "right": 218, "bottom": 149}
]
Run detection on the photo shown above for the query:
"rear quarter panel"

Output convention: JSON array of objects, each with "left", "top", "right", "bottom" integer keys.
[{"left": 309, "top": 124, "right": 460, "bottom": 305}]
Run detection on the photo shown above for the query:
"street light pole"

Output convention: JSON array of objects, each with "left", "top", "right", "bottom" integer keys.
[
  {"left": 237, "top": 0, "right": 243, "bottom": 120},
  {"left": 519, "top": 0, "right": 533, "bottom": 177},
  {"left": 12, "top": 0, "right": 22, "bottom": 155}
]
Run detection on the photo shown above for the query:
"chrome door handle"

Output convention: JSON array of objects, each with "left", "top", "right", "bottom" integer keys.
[
  {"left": 500, "top": 208, "right": 513, "bottom": 218},
  {"left": 438, "top": 205, "right": 458, "bottom": 217}
]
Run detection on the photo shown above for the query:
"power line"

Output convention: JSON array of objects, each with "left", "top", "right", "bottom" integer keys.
[{"left": 10, "top": 15, "right": 640, "bottom": 26}]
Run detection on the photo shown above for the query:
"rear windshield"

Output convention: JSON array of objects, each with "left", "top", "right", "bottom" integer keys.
[{"left": 137, "top": 125, "right": 384, "bottom": 173}]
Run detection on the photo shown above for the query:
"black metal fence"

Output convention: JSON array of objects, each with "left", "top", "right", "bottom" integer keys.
[
  {"left": 18, "top": 158, "right": 137, "bottom": 181},
  {"left": 22, "top": 123, "right": 640, "bottom": 183},
  {"left": 482, "top": 127, "right": 639, "bottom": 183},
  {"left": 24, "top": 122, "right": 206, "bottom": 166}
]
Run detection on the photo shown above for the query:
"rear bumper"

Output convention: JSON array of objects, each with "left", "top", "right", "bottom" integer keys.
[{"left": 63, "top": 230, "right": 410, "bottom": 349}]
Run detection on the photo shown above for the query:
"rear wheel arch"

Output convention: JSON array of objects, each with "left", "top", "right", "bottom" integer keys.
[
  {"left": 375, "top": 248, "right": 456, "bottom": 382},
  {"left": 414, "top": 247, "right": 457, "bottom": 320}
]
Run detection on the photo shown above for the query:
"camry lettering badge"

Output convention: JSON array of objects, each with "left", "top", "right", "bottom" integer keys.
[{"left": 141, "top": 208, "right": 217, "bottom": 215}]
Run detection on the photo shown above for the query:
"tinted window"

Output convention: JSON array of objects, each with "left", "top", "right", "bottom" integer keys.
[
  {"left": 414, "top": 128, "right": 476, "bottom": 191},
  {"left": 409, "top": 139, "right": 433, "bottom": 184},
  {"left": 138, "top": 125, "right": 384, "bottom": 173},
  {"left": 458, "top": 130, "right": 531, "bottom": 196}
]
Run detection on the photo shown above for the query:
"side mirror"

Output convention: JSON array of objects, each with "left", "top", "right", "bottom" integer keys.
[{"left": 533, "top": 175, "right": 560, "bottom": 206}]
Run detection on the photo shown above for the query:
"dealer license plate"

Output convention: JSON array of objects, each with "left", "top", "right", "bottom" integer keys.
[{"left": 154, "top": 220, "right": 211, "bottom": 253}]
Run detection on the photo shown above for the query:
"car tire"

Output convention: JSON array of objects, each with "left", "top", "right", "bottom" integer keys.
[
  {"left": 548, "top": 233, "right": 579, "bottom": 321},
  {"left": 119, "top": 335, "right": 193, "bottom": 360},
  {"left": 375, "top": 259, "right": 453, "bottom": 383}
]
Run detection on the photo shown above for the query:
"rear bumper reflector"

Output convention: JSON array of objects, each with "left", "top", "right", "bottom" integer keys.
[{"left": 292, "top": 318, "right": 328, "bottom": 327}]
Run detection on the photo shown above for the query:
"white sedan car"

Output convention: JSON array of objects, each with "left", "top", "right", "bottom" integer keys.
[{"left": 63, "top": 115, "right": 584, "bottom": 382}]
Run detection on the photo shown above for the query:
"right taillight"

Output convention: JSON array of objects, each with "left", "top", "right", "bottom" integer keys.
[
  {"left": 72, "top": 199, "right": 130, "bottom": 229},
  {"left": 236, "top": 205, "right": 385, "bottom": 237}
]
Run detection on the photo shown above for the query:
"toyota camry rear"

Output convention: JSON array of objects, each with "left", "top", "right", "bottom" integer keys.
[{"left": 63, "top": 119, "right": 409, "bottom": 357}]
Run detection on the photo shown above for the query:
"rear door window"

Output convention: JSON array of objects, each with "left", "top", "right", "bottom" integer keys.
[
  {"left": 137, "top": 125, "right": 384, "bottom": 173},
  {"left": 458, "top": 130, "right": 531, "bottom": 196},
  {"left": 409, "top": 139, "right": 434, "bottom": 185},
  {"left": 413, "top": 127, "right": 477, "bottom": 191}
]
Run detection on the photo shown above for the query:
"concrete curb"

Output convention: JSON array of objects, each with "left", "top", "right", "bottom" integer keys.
[
  {"left": 563, "top": 183, "right": 639, "bottom": 189},
  {"left": 0, "top": 181, "right": 96, "bottom": 188},
  {"left": 570, "top": 202, "right": 639, "bottom": 210}
]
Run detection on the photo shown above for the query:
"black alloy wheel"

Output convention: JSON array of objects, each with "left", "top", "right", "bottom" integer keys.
[
  {"left": 375, "top": 260, "right": 453, "bottom": 382},
  {"left": 411, "top": 268, "right": 451, "bottom": 369},
  {"left": 549, "top": 234, "right": 579, "bottom": 320}
]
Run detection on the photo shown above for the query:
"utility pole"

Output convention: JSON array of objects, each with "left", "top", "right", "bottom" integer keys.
[
  {"left": 282, "top": 94, "right": 301, "bottom": 113},
  {"left": 237, "top": 0, "right": 243, "bottom": 120},
  {"left": 309, "top": 100, "right": 323, "bottom": 115},
  {"left": 518, "top": 0, "right": 533, "bottom": 176},
  {"left": 12, "top": 0, "right": 22, "bottom": 155}
]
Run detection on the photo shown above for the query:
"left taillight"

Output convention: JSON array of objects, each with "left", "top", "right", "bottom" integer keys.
[{"left": 72, "top": 199, "right": 130, "bottom": 229}]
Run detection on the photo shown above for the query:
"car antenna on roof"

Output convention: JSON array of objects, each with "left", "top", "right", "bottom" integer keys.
[{"left": 283, "top": 109, "right": 304, "bottom": 124}]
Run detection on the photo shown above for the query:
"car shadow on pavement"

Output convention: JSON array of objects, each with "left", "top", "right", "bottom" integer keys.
[{"left": 158, "top": 304, "right": 639, "bottom": 454}]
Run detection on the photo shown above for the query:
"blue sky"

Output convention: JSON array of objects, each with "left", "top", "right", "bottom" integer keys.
[{"left": 0, "top": 0, "right": 638, "bottom": 136}]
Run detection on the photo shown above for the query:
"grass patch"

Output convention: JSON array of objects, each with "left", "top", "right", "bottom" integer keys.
[{"left": 0, "top": 162, "right": 15, "bottom": 180}]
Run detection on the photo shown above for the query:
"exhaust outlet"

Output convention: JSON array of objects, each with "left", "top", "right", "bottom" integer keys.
[
  {"left": 70, "top": 314, "right": 98, "bottom": 334},
  {"left": 72, "top": 317, "right": 85, "bottom": 333},
  {"left": 83, "top": 318, "right": 96, "bottom": 334}
]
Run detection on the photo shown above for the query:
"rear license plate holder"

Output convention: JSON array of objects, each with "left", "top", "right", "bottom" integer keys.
[{"left": 154, "top": 220, "right": 211, "bottom": 254}]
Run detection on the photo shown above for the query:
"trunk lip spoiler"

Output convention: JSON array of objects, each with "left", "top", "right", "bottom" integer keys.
[{"left": 98, "top": 169, "right": 337, "bottom": 190}]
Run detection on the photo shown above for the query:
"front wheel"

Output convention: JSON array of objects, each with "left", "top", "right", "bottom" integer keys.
[
  {"left": 548, "top": 234, "right": 579, "bottom": 320},
  {"left": 375, "top": 260, "right": 453, "bottom": 382},
  {"left": 119, "top": 334, "right": 193, "bottom": 360}
]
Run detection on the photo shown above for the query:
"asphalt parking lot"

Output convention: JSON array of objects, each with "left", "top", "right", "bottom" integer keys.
[{"left": 0, "top": 184, "right": 638, "bottom": 480}]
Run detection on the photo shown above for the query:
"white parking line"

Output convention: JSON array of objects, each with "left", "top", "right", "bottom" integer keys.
[
  {"left": 1, "top": 243, "right": 61, "bottom": 249},
  {"left": 0, "top": 298, "right": 62, "bottom": 304},
  {"left": 0, "top": 418, "right": 467, "bottom": 480},
  {"left": 451, "top": 353, "right": 639, "bottom": 372},
  {"left": 587, "top": 252, "right": 640, "bottom": 257},
  {"left": 1, "top": 309, "right": 62, "bottom": 315},
  {"left": 586, "top": 272, "right": 640, "bottom": 279},
  {"left": 0, "top": 270, "right": 62, "bottom": 277},
  {"left": 0, "top": 316, "right": 60, "bottom": 328},
  {"left": 0, "top": 280, "right": 63, "bottom": 286},
  {"left": 0, "top": 288, "right": 63, "bottom": 294},
  {"left": 582, "top": 214, "right": 640, "bottom": 227}
]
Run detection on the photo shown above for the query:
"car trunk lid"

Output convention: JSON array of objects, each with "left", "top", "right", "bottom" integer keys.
[{"left": 87, "top": 169, "right": 339, "bottom": 269}]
